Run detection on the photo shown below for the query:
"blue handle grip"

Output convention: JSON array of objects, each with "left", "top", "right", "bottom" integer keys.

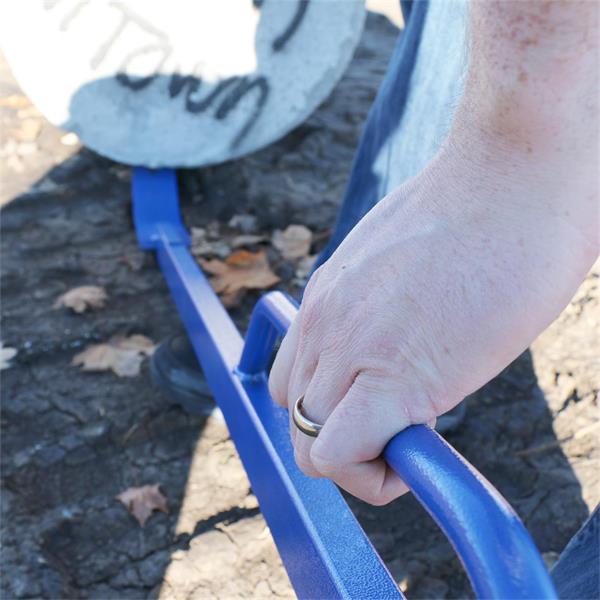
[
  {"left": 385, "top": 427, "right": 556, "bottom": 599},
  {"left": 241, "top": 292, "right": 557, "bottom": 599}
]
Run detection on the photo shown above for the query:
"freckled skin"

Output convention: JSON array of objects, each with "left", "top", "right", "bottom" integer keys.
[{"left": 268, "top": 1, "right": 599, "bottom": 505}]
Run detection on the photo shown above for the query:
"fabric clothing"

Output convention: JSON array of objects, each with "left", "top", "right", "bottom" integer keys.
[
  {"left": 551, "top": 505, "right": 600, "bottom": 600},
  {"left": 316, "top": 0, "right": 468, "bottom": 268},
  {"left": 317, "top": 1, "right": 600, "bottom": 597}
]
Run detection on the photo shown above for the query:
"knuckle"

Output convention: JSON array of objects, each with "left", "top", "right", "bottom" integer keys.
[
  {"left": 303, "top": 265, "right": 323, "bottom": 297},
  {"left": 298, "top": 298, "right": 323, "bottom": 340}
]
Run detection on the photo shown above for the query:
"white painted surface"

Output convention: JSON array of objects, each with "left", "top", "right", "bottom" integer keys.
[{"left": 0, "top": 0, "right": 365, "bottom": 166}]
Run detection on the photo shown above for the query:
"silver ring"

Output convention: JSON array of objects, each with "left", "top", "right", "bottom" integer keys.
[{"left": 293, "top": 395, "right": 323, "bottom": 438}]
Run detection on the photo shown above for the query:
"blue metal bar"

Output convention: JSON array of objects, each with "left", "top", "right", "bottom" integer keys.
[
  {"left": 132, "top": 168, "right": 190, "bottom": 249},
  {"left": 132, "top": 168, "right": 401, "bottom": 600},
  {"left": 132, "top": 167, "right": 558, "bottom": 599},
  {"left": 384, "top": 429, "right": 557, "bottom": 599},
  {"left": 237, "top": 291, "right": 299, "bottom": 378},
  {"left": 239, "top": 290, "right": 557, "bottom": 599}
]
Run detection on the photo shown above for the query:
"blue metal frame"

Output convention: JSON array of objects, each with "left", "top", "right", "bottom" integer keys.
[{"left": 132, "top": 167, "right": 557, "bottom": 599}]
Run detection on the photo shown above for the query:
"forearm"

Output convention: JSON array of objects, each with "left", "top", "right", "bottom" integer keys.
[
  {"left": 466, "top": 1, "right": 598, "bottom": 148},
  {"left": 444, "top": 0, "right": 599, "bottom": 246}
]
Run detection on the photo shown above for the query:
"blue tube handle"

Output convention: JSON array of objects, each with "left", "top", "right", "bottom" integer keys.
[
  {"left": 240, "top": 292, "right": 557, "bottom": 599},
  {"left": 385, "top": 427, "right": 556, "bottom": 599}
]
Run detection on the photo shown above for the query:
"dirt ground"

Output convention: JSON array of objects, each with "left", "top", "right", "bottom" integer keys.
[{"left": 1, "top": 11, "right": 598, "bottom": 600}]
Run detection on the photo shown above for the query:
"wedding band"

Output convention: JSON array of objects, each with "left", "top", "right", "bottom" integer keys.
[{"left": 292, "top": 395, "right": 323, "bottom": 438}]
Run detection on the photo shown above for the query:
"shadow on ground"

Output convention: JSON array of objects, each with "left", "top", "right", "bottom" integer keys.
[{"left": 1, "top": 10, "right": 595, "bottom": 600}]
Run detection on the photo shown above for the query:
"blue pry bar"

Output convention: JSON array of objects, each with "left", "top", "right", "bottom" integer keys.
[{"left": 132, "top": 167, "right": 557, "bottom": 600}]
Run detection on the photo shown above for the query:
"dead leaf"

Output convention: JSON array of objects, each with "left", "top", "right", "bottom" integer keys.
[
  {"left": 0, "top": 94, "right": 30, "bottom": 109},
  {"left": 115, "top": 334, "right": 155, "bottom": 354},
  {"left": 190, "top": 227, "right": 230, "bottom": 258},
  {"left": 116, "top": 484, "right": 168, "bottom": 527},
  {"left": 54, "top": 285, "right": 107, "bottom": 313},
  {"left": 199, "top": 250, "right": 280, "bottom": 305},
  {"left": 231, "top": 234, "right": 267, "bottom": 248},
  {"left": 272, "top": 225, "right": 312, "bottom": 260},
  {"left": 72, "top": 334, "right": 155, "bottom": 377},
  {"left": 0, "top": 343, "right": 17, "bottom": 370}
]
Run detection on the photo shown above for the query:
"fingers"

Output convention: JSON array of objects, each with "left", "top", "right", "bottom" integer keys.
[
  {"left": 316, "top": 457, "right": 408, "bottom": 506},
  {"left": 306, "top": 373, "right": 412, "bottom": 504},
  {"left": 291, "top": 357, "right": 354, "bottom": 478},
  {"left": 268, "top": 313, "right": 413, "bottom": 505}
]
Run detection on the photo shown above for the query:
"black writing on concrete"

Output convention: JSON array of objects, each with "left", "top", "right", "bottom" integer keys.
[{"left": 47, "top": 0, "right": 311, "bottom": 149}]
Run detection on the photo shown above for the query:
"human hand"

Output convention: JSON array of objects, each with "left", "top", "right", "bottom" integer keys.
[{"left": 268, "top": 149, "right": 597, "bottom": 505}]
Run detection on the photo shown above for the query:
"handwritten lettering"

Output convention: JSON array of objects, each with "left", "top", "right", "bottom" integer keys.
[{"left": 46, "top": 0, "right": 310, "bottom": 150}]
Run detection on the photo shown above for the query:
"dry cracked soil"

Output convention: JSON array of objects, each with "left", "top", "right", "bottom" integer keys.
[{"left": 1, "top": 10, "right": 598, "bottom": 600}]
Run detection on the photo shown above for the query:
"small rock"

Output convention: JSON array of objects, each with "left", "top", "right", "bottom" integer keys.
[
  {"left": 60, "top": 132, "right": 80, "bottom": 146},
  {"left": 80, "top": 421, "right": 109, "bottom": 439},
  {"left": 229, "top": 214, "right": 258, "bottom": 234}
]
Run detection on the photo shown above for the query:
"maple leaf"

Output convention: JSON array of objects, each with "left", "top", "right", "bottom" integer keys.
[
  {"left": 116, "top": 484, "right": 168, "bottom": 527},
  {"left": 0, "top": 343, "right": 17, "bottom": 370},
  {"left": 71, "top": 334, "right": 155, "bottom": 377},
  {"left": 199, "top": 250, "right": 280, "bottom": 307},
  {"left": 54, "top": 286, "right": 108, "bottom": 313},
  {"left": 272, "top": 225, "right": 312, "bottom": 260}
]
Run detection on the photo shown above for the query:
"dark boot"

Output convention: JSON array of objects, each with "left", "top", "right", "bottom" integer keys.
[{"left": 150, "top": 334, "right": 215, "bottom": 416}]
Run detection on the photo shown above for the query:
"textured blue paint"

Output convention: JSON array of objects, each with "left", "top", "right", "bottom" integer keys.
[
  {"left": 132, "top": 167, "right": 190, "bottom": 249},
  {"left": 132, "top": 167, "right": 558, "bottom": 599},
  {"left": 385, "top": 430, "right": 557, "bottom": 599}
]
